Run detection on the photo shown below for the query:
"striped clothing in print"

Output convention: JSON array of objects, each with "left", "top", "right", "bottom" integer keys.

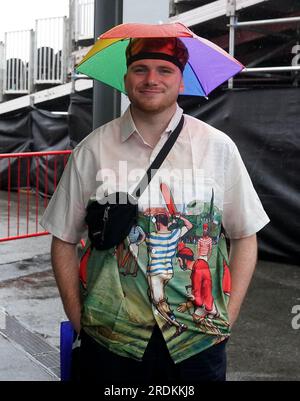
[
  {"left": 197, "top": 236, "right": 212, "bottom": 257},
  {"left": 146, "top": 228, "right": 181, "bottom": 276}
]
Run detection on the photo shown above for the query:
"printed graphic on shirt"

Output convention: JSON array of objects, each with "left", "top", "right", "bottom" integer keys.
[
  {"left": 116, "top": 225, "right": 146, "bottom": 277},
  {"left": 80, "top": 182, "right": 232, "bottom": 361},
  {"left": 110, "top": 183, "right": 231, "bottom": 340}
]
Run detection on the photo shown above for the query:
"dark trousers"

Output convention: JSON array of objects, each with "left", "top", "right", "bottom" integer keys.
[{"left": 72, "top": 325, "right": 227, "bottom": 383}]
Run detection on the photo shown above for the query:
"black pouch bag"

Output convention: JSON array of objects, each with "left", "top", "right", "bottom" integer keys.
[
  {"left": 85, "top": 192, "right": 138, "bottom": 251},
  {"left": 85, "top": 115, "right": 184, "bottom": 251}
]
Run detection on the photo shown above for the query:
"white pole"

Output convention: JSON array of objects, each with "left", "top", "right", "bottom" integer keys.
[{"left": 227, "top": 0, "right": 236, "bottom": 90}]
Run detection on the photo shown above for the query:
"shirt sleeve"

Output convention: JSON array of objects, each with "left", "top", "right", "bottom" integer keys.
[
  {"left": 222, "top": 144, "right": 270, "bottom": 239},
  {"left": 40, "top": 148, "right": 90, "bottom": 244}
]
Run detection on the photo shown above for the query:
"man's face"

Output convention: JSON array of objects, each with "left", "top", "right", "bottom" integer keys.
[{"left": 124, "top": 59, "right": 183, "bottom": 114}]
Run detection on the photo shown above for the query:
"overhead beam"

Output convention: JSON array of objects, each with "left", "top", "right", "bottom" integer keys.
[
  {"left": 233, "top": 15, "right": 300, "bottom": 27},
  {"left": 169, "top": 0, "right": 270, "bottom": 27},
  {"left": 242, "top": 66, "right": 300, "bottom": 72},
  {"left": 212, "top": 11, "right": 300, "bottom": 49},
  {"left": 0, "top": 79, "right": 93, "bottom": 115}
]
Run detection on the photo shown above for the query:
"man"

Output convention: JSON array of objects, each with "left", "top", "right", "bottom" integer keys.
[
  {"left": 146, "top": 212, "right": 192, "bottom": 334},
  {"left": 41, "top": 36, "right": 269, "bottom": 382},
  {"left": 176, "top": 245, "right": 219, "bottom": 321},
  {"left": 117, "top": 224, "right": 146, "bottom": 277},
  {"left": 197, "top": 223, "right": 212, "bottom": 261}
]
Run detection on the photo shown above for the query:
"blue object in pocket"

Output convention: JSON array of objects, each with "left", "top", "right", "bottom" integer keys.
[{"left": 60, "top": 321, "right": 76, "bottom": 381}]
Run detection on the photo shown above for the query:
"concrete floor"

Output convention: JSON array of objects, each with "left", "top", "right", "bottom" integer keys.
[
  {"left": 227, "top": 259, "right": 300, "bottom": 381},
  {"left": 0, "top": 235, "right": 63, "bottom": 381},
  {"left": 0, "top": 233, "right": 300, "bottom": 381}
]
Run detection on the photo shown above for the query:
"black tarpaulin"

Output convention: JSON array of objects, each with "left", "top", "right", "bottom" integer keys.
[
  {"left": 0, "top": 109, "right": 32, "bottom": 189},
  {"left": 31, "top": 108, "right": 70, "bottom": 196},
  {"left": 31, "top": 108, "right": 69, "bottom": 151},
  {"left": 0, "top": 107, "right": 70, "bottom": 194},
  {"left": 68, "top": 92, "right": 93, "bottom": 147}
]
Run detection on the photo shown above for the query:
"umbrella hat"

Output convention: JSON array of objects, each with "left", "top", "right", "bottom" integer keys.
[{"left": 77, "top": 22, "right": 244, "bottom": 97}]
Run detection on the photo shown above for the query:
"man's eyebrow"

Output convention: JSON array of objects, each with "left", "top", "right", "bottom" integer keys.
[
  {"left": 130, "top": 63, "right": 148, "bottom": 68},
  {"left": 130, "top": 62, "right": 176, "bottom": 70}
]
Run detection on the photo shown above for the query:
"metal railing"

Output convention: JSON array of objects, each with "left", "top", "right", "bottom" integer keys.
[
  {"left": 3, "top": 30, "right": 34, "bottom": 94},
  {"left": 74, "top": 0, "right": 94, "bottom": 41},
  {"left": 233, "top": 15, "right": 300, "bottom": 27},
  {"left": 34, "top": 17, "right": 68, "bottom": 84},
  {"left": 0, "top": 2, "right": 95, "bottom": 98},
  {"left": 0, "top": 42, "right": 4, "bottom": 102},
  {"left": 241, "top": 66, "right": 300, "bottom": 73},
  {"left": 227, "top": 0, "right": 300, "bottom": 87},
  {"left": 0, "top": 151, "right": 71, "bottom": 242}
]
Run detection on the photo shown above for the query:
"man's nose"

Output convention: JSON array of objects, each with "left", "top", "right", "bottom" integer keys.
[{"left": 145, "top": 70, "right": 158, "bottom": 85}]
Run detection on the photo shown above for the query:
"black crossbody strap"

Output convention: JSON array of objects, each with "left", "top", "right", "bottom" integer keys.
[{"left": 133, "top": 115, "right": 184, "bottom": 198}]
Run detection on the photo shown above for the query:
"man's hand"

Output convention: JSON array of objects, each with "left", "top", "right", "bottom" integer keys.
[
  {"left": 228, "top": 234, "right": 257, "bottom": 328},
  {"left": 176, "top": 214, "right": 193, "bottom": 230},
  {"left": 177, "top": 300, "right": 193, "bottom": 313},
  {"left": 51, "top": 236, "right": 81, "bottom": 334}
]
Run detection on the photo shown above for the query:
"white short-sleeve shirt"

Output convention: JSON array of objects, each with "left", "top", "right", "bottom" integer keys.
[{"left": 40, "top": 104, "right": 270, "bottom": 363}]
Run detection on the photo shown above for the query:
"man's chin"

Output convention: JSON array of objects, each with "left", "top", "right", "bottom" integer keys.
[{"left": 132, "top": 101, "right": 169, "bottom": 114}]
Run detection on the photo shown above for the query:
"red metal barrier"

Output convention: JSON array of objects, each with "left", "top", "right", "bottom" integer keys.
[{"left": 0, "top": 150, "right": 72, "bottom": 242}]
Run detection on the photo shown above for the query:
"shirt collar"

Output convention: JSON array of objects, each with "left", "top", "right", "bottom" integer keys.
[{"left": 120, "top": 104, "right": 184, "bottom": 143}]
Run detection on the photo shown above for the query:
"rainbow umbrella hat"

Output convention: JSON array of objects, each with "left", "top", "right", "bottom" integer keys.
[{"left": 77, "top": 22, "right": 244, "bottom": 97}]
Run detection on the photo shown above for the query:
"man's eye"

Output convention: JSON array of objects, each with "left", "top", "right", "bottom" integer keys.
[
  {"left": 160, "top": 68, "right": 173, "bottom": 74},
  {"left": 132, "top": 67, "right": 146, "bottom": 73}
]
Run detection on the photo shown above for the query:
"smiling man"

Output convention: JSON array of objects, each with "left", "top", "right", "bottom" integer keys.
[
  {"left": 41, "top": 35, "right": 269, "bottom": 383},
  {"left": 124, "top": 38, "right": 188, "bottom": 147},
  {"left": 125, "top": 38, "right": 186, "bottom": 110}
]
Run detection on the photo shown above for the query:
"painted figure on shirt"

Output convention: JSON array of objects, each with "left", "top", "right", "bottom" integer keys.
[
  {"left": 222, "top": 259, "right": 231, "bottom": 297},
  {"left": 197, "top": 223, "right": 213, "bottom": 261},
  {"left": 146, "top": 211, "right": 192, "bottom": 336},
  {"left": 116, "top": 225, "right": 146, "bottom": 277},
  {"left": 176, "top": 244, "right": 219, "bottom": 321}
]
